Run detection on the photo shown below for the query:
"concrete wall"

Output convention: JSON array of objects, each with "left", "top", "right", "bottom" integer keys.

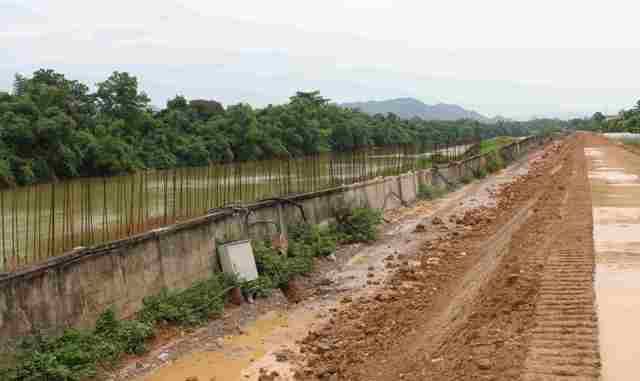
[{"left": 0, "top": 135, "right": 545, "bottom": 344}]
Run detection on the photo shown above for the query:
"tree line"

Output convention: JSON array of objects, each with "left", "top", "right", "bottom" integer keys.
[
  {"left": 601, "top": 101, "right": 640, "bottom": 133},
  {"left": 0, "top": 69, "right": 559, "bottom": 187}
]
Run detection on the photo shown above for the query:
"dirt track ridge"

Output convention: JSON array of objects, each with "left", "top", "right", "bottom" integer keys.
[{"left": 521, "top": 137, "right": 600, "bottom": 381}]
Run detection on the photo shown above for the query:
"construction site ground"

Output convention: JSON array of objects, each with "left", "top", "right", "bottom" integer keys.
[{"left": 113, "top": 132, "right": 638, "bottom": 381}]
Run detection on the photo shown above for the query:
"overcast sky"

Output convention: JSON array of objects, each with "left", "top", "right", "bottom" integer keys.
[{"left": 2, "top": 0, "right": 640, "bottom": 120}]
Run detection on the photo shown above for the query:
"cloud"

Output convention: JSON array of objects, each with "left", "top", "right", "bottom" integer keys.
[{"left": 1, "top": 0, "right": 640, "bottom": 118}]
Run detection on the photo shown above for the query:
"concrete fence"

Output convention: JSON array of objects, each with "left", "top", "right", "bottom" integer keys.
[{"left": 0, "top": 135, "right": 546, "bottom": 345}]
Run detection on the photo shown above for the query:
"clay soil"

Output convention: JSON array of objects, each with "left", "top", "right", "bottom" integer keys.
[{"left": 296, "top": 134, "right": 601, "bottom": 380}]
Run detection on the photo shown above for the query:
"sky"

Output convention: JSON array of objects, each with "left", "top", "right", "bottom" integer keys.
[{"left": 1, "top": 0, "right": 640, "bottom": 120}]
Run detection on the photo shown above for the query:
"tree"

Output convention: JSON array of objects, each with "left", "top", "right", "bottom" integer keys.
[
  {"left": 95, "top": 71, "right": 150, "bottom": 121},
  {"left": 592, "top": 112, "right": 605, "bottom": 124}
]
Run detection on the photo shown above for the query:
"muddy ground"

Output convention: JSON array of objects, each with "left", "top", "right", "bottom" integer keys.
[{"left": 113, "top": 133, "right": 605, "bottom": 381}]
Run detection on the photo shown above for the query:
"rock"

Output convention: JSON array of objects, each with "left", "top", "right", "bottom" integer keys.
[
  {"left": 274, "top": 351, "right": 289, "bottom": 362},
  {"left": 158, "top": 352, "right": 170, "bottom": 362},
  {"left": 258, "top": 369, "right": 280, "bottom": 381},
  {"left": 327, "top": 253, "right": 337, "bottom": 262},
  {"left": 414, "top": 223, "right": 426, "bottom": 232},
  {"left": 432, "top": 216, "right": 444, "bottom": 225},
  {"left": 475, "top": 358, "right": 492, "bottom": 370}
]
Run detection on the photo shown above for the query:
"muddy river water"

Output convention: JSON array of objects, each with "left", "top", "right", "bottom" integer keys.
[{"left": 586, "top": 141, "right": 640, "bottom": 380}]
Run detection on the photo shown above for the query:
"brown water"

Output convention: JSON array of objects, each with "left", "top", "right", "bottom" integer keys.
[
  {"left": 139, "top": 311, "right": 297, "bottom": 381},
  {"left": 586, "top": 144, "right": 640, "bottom": 380}
]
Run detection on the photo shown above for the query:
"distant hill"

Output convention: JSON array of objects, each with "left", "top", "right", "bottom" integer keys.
[{"left": 340, "top": 98, "right": 503, "bottom": 123}]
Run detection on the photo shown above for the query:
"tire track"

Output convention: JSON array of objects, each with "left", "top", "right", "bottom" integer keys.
[{"left": 521, "top": 136, "right": 600, "bottom": 381}]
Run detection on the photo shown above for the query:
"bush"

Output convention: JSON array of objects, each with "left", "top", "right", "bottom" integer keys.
[
  {"left": 95, "top": 308, "right": 154, "bottom": 355},
  {"left": 2, "top": 308, "right": 155, "bottom": 381},
  {"left": 417, "top": 184, "right": 446, "bottom": 200},
  {"left": 459, "top": 175, "right": 473, "bottom": 184},
  {"left": 253, "top": 241, "right": 313, "bottom": 288},
  {"left": 288, "top": 223, "right": 337, "bottom": 257},
  {"left": 333, "top": 207, "right": 383, "bottom": 243},
  {"left": 473, "top": 167, "right": 487, "bottom": 179},
  {"left": 138, "top": 275, "right": 231, "bottom": 326},
  {"left": 485, "top": 151, "right": 504, "bottom": 173}
]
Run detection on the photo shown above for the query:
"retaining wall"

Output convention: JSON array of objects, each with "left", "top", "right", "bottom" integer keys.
[{"left": 0, "top": 135, "right": 545, "bottom": 344}]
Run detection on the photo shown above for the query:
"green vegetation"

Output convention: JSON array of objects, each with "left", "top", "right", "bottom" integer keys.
[
  {"left": 565, "top": 101, "right": 640, "bottom": 133},
  {"left": 1, "top": 308, "right": 155, "bottom": 380},
  {"left": 473, "top": 167, "right": 488, "bottom": 179},
  {"left": 0, "top": 69, "right": 558, "bottom": 187},
  {"left": 479, "top": 136, "right": 516, "bottom": 155},
  {"left": 417, "top": 184, "right": 447, "bottom": 200},
  {"left": 137, "top": 275, "right": 233, "bottom": 326},
  {"left": 622, "top": 138, "right": 640, "bottom": 148},
  {"left": 485, "top": 151, "right": 505, "bottom": 173},
  {"left": 1, "top": 207, "right": 383, "bottom": 380},
  {"left": 459, "top": 174, "right": 473, "bottom": 185},
  {"left": 333, "top": 207, "right": 383, "bottom": 243}
]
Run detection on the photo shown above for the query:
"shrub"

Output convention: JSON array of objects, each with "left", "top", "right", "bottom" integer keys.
[
  {"left": 138, "top": 274, "right": 231, "bottom": 326},
  {"left": 253, "top": 241, "right": 313, "bottom": 288},
  {"left": 473, "top": 167, "right": 487, "bottom": 179},
  {"left": 417, "top": 184, "right": 446, "bottom": 200},
  {"left": 333, "top": 207, "right": 383, "bottom": 243},
  {"left": 95, "top": 308, "right": 154, "bottom": 355},
  {"left": 2, "top": 308, "right": 155, "bottom": 381},
  {"left": 459, "top": 175, "right": 473, "bottom": 185},
  {"left": 288, "top": 223, "right": 337, "bottom": 257},
  {"left": 485, "top": 151, "right": 504, "bottom": 173}
]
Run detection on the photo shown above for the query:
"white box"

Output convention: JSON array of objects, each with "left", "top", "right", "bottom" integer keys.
[{"left": 218, "top": 240, "right": 259, "bottom": 282}]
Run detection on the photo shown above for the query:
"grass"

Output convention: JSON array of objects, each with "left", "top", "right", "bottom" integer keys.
[
  {"left": 622, "top": 137, "right": 640, "bottom": 148},
  {"left": 1, "top": 207, "right": 383, "bottom": 381},
  {"left": 479, "top": 136, "right": 517, "bottom": 155},
  {"left": 417, "top": 184, "right": 447, "bottom": 200}
]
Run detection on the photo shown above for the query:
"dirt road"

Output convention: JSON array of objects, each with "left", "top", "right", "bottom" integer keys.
[
  {"left": 586, "top": 134, "right": 640, "bottom": 380},
  {"left": 297, "top": 134, "right": 602, "bottom": 380}
]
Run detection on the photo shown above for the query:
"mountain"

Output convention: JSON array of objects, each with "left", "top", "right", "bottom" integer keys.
[{"left": 340, "top": 98, "right": 493, "bottom": 122}]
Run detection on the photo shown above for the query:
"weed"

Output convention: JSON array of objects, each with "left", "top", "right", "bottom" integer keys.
[
  {"left": 473, "top": 167, "right": 488, "bottom": 179},
  {"left": 459, "top": 175, "right": 473, "bottom": 185},
  {"left": 333, "top": 207, "right": 383, "bottom": 243},
  {"left": 138, "top": 274, "right": 233, "bottom": 326},
  {"left": 253, "top": 241, "right": 313, "bottom": 289},
  {"left": 288, "top": 223, "right": 337, "bottom": 258},
  {"left": 2, "top": 308, "right": 154, "bottom": 381},
  {"left": 485, "top": 151, "right": 504, "bottom": 173},
  {"left": 417, "top": 184, "right": 446, "bottom": 200}
]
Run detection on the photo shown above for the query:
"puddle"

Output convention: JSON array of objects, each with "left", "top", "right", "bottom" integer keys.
[
  {"left": 141, "top": 311, "right": 289, "bottom": 381},
  {"left": 587, "top": 145, "right": 640, "bottom": 380}
]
